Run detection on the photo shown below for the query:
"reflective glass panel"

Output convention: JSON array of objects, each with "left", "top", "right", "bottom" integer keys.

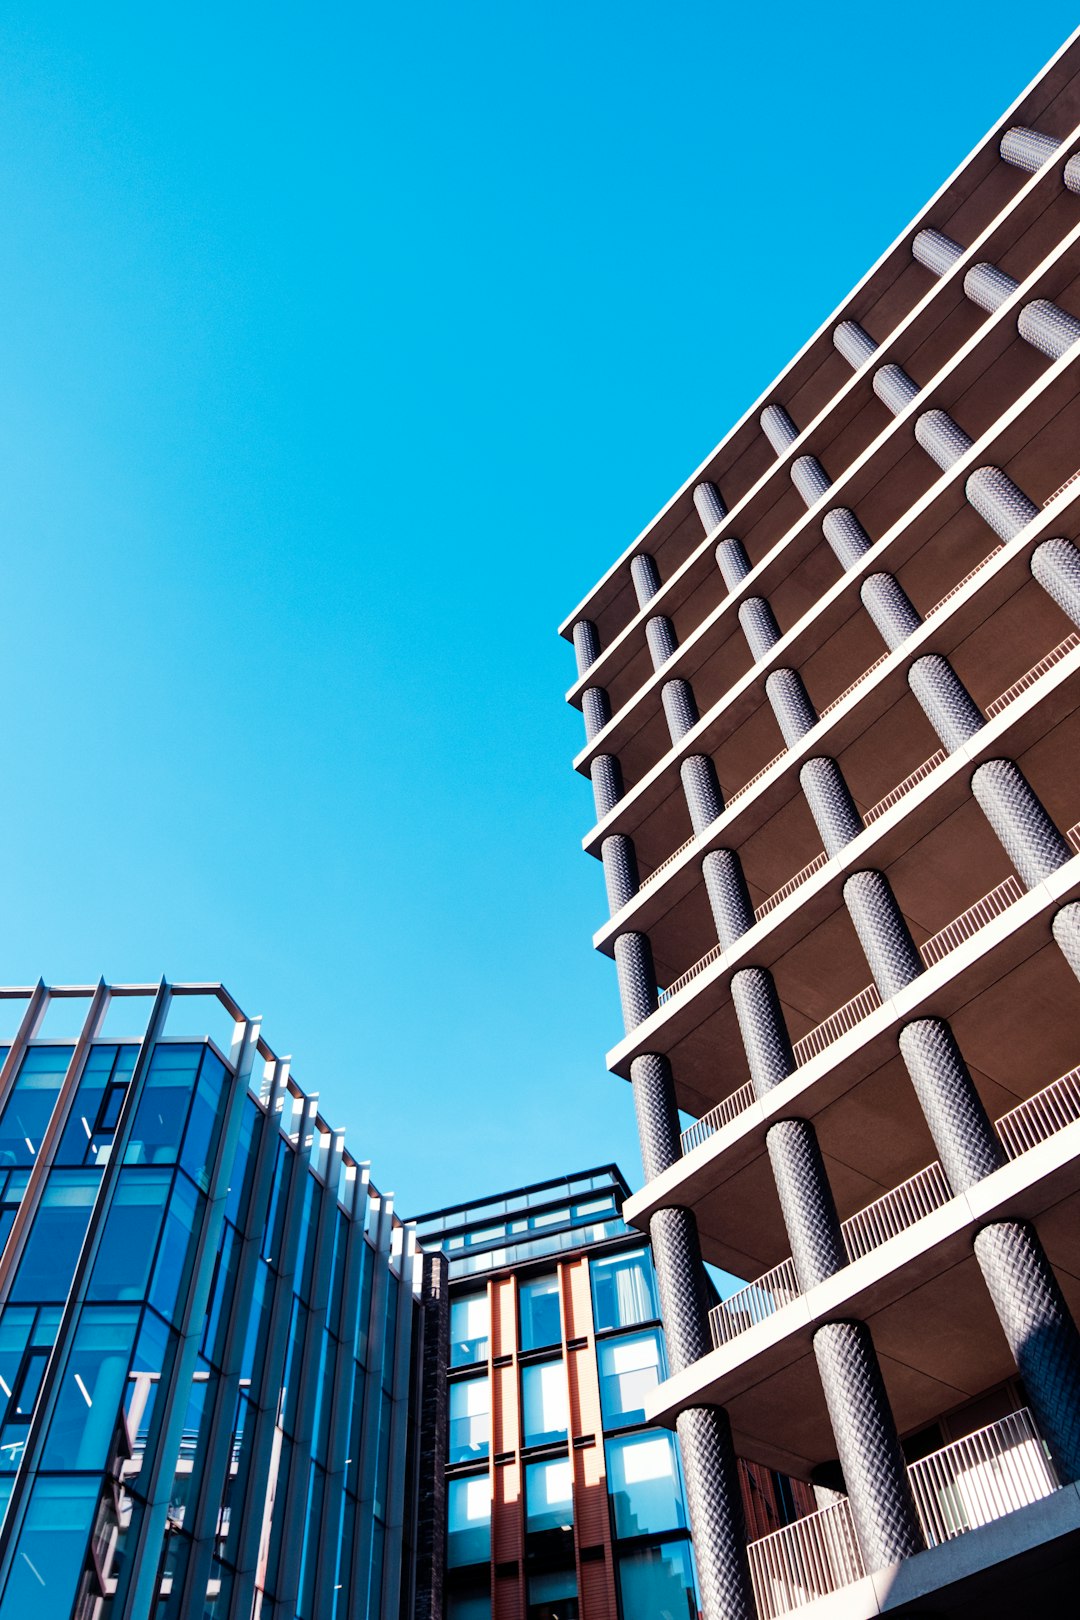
[
  {"left": 521, "top": 1360, "right": 568, "bottom": 1448},
  {"left": 590, "top": 1248, "right": 659, "bottom": 1332},
  {"left": 0, "top": 1047, "right": 73, "bottom": 1168},
  {"left": 446, "top": 1588, "right": 490, "bottom": 1620},
  {"left": 0, "top": 1475, "right": 98, "bottom": 1619},
  {"left": 527, "top": 1568, "right": 578, "bottom": 1620},
  {"left": 87, "top": 1169, "right": 170, "bottom": 1301},
  {"left": 10, "top": 1171, "right": 100, "bottom": 1303},
  {"left": 149, "top": 1173, "right": 204, "bottom": 1324},
  {"left": 180, "top": 1050, "right": 228, "bottom": 1192},
  {"left": 606, "top": 1432, "right": 687, "bottom": 1538},
  {"left": 450, "top": 1292, "right": 489, "bottom": 1367},
  {"left": 43, "top": 1304, "right": 140, "bottom": 1470},
  {"left": 446, "top": 1475, "right": 490, "bottom": 1568},
  {"left": 525, "top": 1456, "right": 573, "bottom": 1532},
  {"left": 617, "top": 1539, "right": 697, "bottom": 1619},
  {"left": 448, "top": 1375, "right": 489, "bottom": 1464},
  {"left": 125, "top": 1044, "right": 201, "bottom": 1168},
  {"left": 597, "top": 1329, "right": 666, "bottom": 1429},
  {"left": 55, "top": 1045, "right": 136, "bottom": 1167},
  {"left": 519, "top": 1275, "right": 561, "bottom": 1351}
]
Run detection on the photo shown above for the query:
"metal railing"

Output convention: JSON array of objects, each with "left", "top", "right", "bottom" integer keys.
[
  {"left": 709, "top": 1257, "right": 801, "bottom": 1348},
  {"left": 819, "top": 652, "right": 890, "bottom": 719},
  {"left": 908, "top": 1408, "right": 1057, "bottom": 1547},
  {"left": 864, "top": 750, "right": 947, "bottom": 825},
  {"left": 748, "top": 1497, "right": 865, "bottom": 1620},
  {"left": 660, "top": 943, "right": 723, "bottom": 1005},
  {"left": 749, "top": 1409, "right": 1057, "bottom": 1616},
  {"left": 728, "top": 747, "right": 786, "bottom": 808},
  {"left": 986, "top": 633, "right": 1080, "bottom": 717},
  {"left": 840, "top": 1161, "right": 952, "bottom": 1262},
  {"left": 926, "top": 551, "right": 999, "bottom": 620},
  {"left": 791, "top": 983, "right": 882, "bottom": 1069},
  {"left": 1044, "top": 467, "right": 1080, "bottom": 507},
  {"left": 679, "top": 1080, "right": 756, "bottom": 1155},
  {"left": 639, "top": 831, "right": 698, "bottom": 892},
  {"left": 996, "top": 1064, "right": 1080, "bottom": 1159},
  {"left": 755, "top": 851, "right": 830, "bottom": 921},
  {"left": 919, "top": 874, "right": 1025, "bottom": 968}
]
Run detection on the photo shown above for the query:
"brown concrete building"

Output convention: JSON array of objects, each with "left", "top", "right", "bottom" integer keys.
[
  {"left": 560, "top": 28, "right": 1080, "bottom": 1620},
  {"left": 414, "top": 1167, "right": 812, "bottom": 1620}
]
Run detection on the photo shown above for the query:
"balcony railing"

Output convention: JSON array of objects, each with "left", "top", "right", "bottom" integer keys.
[
  {"left": 840, "top": 1161, "right": 952, "bottom": 1262},
  {"left": 791, "top": 983, "right": 882, "bottom": 1068},
  {"left": 908, "top": 1407, "right": 1057, "bottom": 1547},
  {"left": 679, "top": 1080, "right": 755, "bottom": 1155},
  {"left": 985, "top": 632, "right": 1079, "bottom": 718},
  {"left": 996, "top": 1064, "right": 1080, "bottom": 1158},
  {"left": 710, "top": 1257, "right": 801, "bottom": 1348},
  {"left": 920, "top": 873, "right": 1025, "bottom": 967},
  {"left": 749, "top": 1408, "right": 1058, "bottom": 1617},
  {"left": 748, "top": 1497, "right": 865, "bottom": 1620}
]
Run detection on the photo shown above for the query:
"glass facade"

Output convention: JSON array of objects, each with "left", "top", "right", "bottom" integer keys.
[{"left": 0, "top": 985, "right": 419, "bottom": 1620}]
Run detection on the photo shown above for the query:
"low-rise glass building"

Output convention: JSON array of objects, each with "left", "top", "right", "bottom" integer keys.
[{"left": 0, "top": 979, "right": 418, "bottom": 1620}]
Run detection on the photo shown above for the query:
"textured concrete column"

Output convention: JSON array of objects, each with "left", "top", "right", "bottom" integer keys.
[
  {"left": 761, "top": 403, "right": 799, "bottom": 454},
  {"left": 601, "top": 833, "right": 639, "bottom": 915},
  {"left": 631, "top": 1052, "right": 682, "bottom": 1178},
  {"left": 915, "top": 409, "right": 972, "bottom": 470},
  {"left": 861, "top": 573, "right": 922, "bottom": 649},
  {"left": 738, "top": 596, "right": 781, "bottom": 660},
  {"left": 766, "top": 1118, "right": 847, "bottom": 1289},
  {"left": 912, "top": 227, "right": 964, "bottom": 277},
  {"left": 645, "top": 614, "right": 679, "bottom": 669},
  {"left": 822, "top": 507, "right": 872, "bottom": 570},
  {"left": 1018, "top": 299, "right": 1080, "bottom": 360},
  {"left": 908, "top": 654, "right": 985, "bottom": 751},
  {"left": 591, "top": 754, "right": 623, "bottom": 820},
  {"left": 572, "top": 618, "right": 601, "bottom": 677},
  {"left": 800, "top": 757, "right": 864, "bottom": 856},
  {"left": 766, "top": 668, "right": 819, "bottom": 745},
  {"left": 1052, "top": 903, "right": 1080, "bottom": 982},
  {"left": 834, "top": 320, "right": 878, "bottom": 369},
  {"left": 873, "top": 364, "right": 919, "bottom": 416},
  {"left": 791, "top": 454, "right": 832, "bottom": 507},
  {"left": 702, "top": 849, "right": 756, "bottom": 948},
  {"left": 1031, "top": 536, "right": 1080, "bottom": 626},
  {"left": 974, "top": 1220, "right": 1080, "bottom": 1483},
  {"left": 812, "top": 1321, "right": 924, "bottom": 1569},
  {"left": 631, "top": 552, "right": 662, "bottom": 609},
  {"left": 581, "top": 685, "right": 611, "bottom": 741},
  {"left": 613, "top": 931, "right": 657, "bottom": 1033},
  {"left": 650, "top": 1204, "right": 712, "bottom": 1370},
  {"left": 970, "top": 758, "right": 1071, "bottom": 889},
  {"left": 681, "top": 755, "right": 724, "bottom": 833},
  {"left": 1066, "top": 154, "right": 1080, "bottom": 195},
  {"left": 731, "top": 967, "right": 796, "bottom": 1096},
  {"left": 675, "top": 1407, "right": 755, "bottom": 1620},
  {"left": 716, "top": 536, "right": 752, "bottom": 590},
  {"left": 964, "top": 261, "right": 1018, "bottom": 313},
  {"left": 898, "top": 1018, "right": 1005, "bottom": 1192},
  {"left": 843, "top": 871, "right": 923, "bottom": 999},
  {"left": 412, "top": 1251, "right": 449, "bottom": 1620},
  {"left": 662, "top": 678, "right": 699, "bottom": 742},
  {"left": 964, "top": 466, "right": 1038, "bottom": 540},
  {"left": 693, "top": 480, "right": 727, "bottom": 533},
  {"left": 999, "top": 125, "right": 1061, "bottom": 173}
]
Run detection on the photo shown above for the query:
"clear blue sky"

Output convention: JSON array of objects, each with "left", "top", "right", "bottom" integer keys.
[{"left": 0, "top": 3, "right": 1075, "bottom": 1218}]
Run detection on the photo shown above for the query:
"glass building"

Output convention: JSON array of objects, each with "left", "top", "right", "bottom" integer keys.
[
  {"left": 0, "top": 979, "right": 419, "bottom": 1620},
  {"left": 413, "top": 1166, "right": 810, "bottom": 1620}
]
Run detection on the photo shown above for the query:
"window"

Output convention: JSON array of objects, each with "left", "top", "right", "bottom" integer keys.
[
  {"left": 446, "top": 1585, "right": 490, "bottom": 1620},
  {"left": 521, "top": 1360, "right": 568, "bottom": 1448},
  {"left": 0, "top": 1048, "right": 73, "bottom": 1167},
  {"left": 10, "top": 1171, "right": 100, "bottom": 1303},
  {"left": 519, "top": 1275, "right": 561, "bottom": 1351},
  {"left": 590, "top": 1249, "right": 659, "bottom": 1333},
  {"left": 447, "top": 1475, "right": 491, "bottom": 1568},
  {"left": 617, "top": 1539, "right": 698, "bottom": 1619},
  {"left": 43, "top": 1304, "right": 140, "bottom": 1471},
  {"left": 55, "top": 1045, "right": 136, "bottom": 1167},
  {"left": 0, "top": 1475, "right": 99, "bottom": 1620},
  {"left": 449, "top": 1376, "right": 490, "bottom": 1463},
  {"left": 525, "top": 1456, "right": 573, "bottom": 1533},
  {"left": 87, "top": 1169, "right": 170, "bottom": 1301},
  {"left": 606, "top": 1432, "right": 687, "bottom": 1539},
  {"left": 527, "top": 1568, "right": 578, "bottom": 1620},
  {"left": 597, "top": 1329, "right": 666, "bottom": 1429},
  {"left": 450, "top": 1292, "right": 489, "bottom": 1367}
]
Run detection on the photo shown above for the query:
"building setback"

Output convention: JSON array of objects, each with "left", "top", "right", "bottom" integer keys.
[
  {"left": 413, "top": 1166, "right": 812, "bottom": 1620},
  {"left": 0, "top": 979, "right": 418, "bottom": 1620},
  {"left": 561, "top": 28, "right": 1080, "bottom": 1620}
]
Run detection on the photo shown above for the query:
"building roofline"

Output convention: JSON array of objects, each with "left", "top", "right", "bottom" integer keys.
[{"left": 409, "top": 1161, "right": 632, "bottom": 1226}]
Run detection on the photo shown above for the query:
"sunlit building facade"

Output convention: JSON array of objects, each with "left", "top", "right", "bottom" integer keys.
[
  {"left": 0, "top": 979, "right": 419, "bottom": 1620},
  {"left": 414, "top": 1166, "right": 810, "bottom": 1620},
  {"left": 561, "top": 29, "right": 1080, "bottom": 1620}
]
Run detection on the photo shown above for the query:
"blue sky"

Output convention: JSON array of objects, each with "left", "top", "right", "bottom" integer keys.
[{"left": 0, "top": 2, "right": 1075, "bottom": 1218}]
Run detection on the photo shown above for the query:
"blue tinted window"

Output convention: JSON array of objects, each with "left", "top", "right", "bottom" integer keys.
[
  {"left": 590, "top": 1248, "right": 659, "bottom": 1332},
  {"left": 126, "top": 1044, "right": 201, "bottom": 1168},
  {"left": 447, "top": 1476, "right": 490, "bottom": 1568},
  {"left": 43, "top": 1304, "right": 140, "bottom": 1470},
  {"left": 597, "top": 1329, "right": 666, "bottom": 1430},
  {"left": 450, "top": 1291, "right": 489, "bottom": 1367},
  {"left": 0, "top": 1173, "right": 29, "bottom": 1261},
  {"left": 225, "top": 1097, "right": 260, "bottom": 1229},
  {"left": 0, "top": 1475, "right": 98, "bottom": 1618},
  {"left": 521, "top": 1360, "right": 568, "bottom": 1448},
  {"left": 55, "top": 1045, "right": 136, "bottom": 1168},
  {"left": 519, "top": 1275, "right": 561, "bottom": 1351},
  {"left": 0, "top": 1047, "right": 73, "bottom": 1168},
  {"left": 148, "top": 1173, "right": 205, "bottom": 1324},
  {"left": 87, "top": 1169, "right": 170, "bottom": 1301},
  {"left": 448, "top": 1375, "right": 489, "bottom": 1464},
  {"left": 606, "top": 1432, "right": 687, "bottom": 1539},
  {"left": 180, "top": 1050, "right": 228, "bottom": 1192},
  {"left": 10, "top": 1170, "right": 100, "bottom": 1303},
  {"left": 525, "top": 1456, "right": 574, "bottom": 1532},
  {"left": 618, "top": 1540, "right": 697, "bottom": 1618}
]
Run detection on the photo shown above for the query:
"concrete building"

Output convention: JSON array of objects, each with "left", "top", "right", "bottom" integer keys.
[
  {"left": 560, "top": 29, "right": 1080, "bottom": 1619},
  {"left": 413, "top": 1166, "right": 812, "bottom": 1620},
  {"left": 0, "top": 979, "right": 419, "bottom": 1620}
]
